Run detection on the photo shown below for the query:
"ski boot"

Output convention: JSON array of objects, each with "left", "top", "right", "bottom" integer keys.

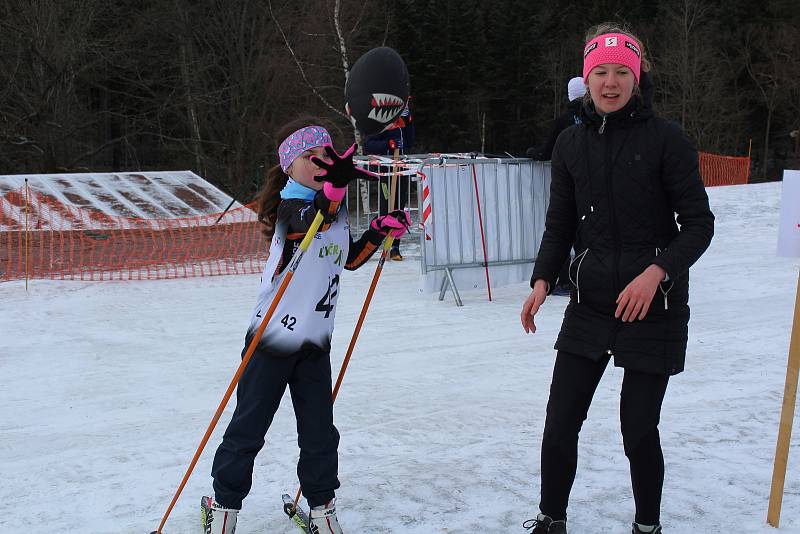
[
  {"left": 201, "top": 495, "right": 238, "bottom": 534},
  {"left": 309, "top": 498, "right": 343, "bottom": 534}
]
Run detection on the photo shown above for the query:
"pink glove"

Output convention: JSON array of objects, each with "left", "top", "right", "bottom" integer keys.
[
  {"left": 323, "top": 181, "right": 346, "bottom": 201},
  {"left": 371, "top": 209, "right": 411, "bottom": 238}
]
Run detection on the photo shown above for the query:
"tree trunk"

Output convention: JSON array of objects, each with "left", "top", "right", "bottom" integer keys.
[
  {"left": 177, "top": 2, "right": 204, "bottom": 176},
  {"left": 763, "top": 105, "right": 773, "bottom": 181}
]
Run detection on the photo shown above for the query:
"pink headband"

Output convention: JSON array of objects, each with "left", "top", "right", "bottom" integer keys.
[
  {"left": 278, "top": 125, "right": 333, "bottom": 172},
  {"left": 583, "top": 33, "right": 641, "bottom": 83}
]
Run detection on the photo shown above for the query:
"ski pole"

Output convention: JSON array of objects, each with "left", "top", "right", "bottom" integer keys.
[
  {"left": 152, "top": 210, "right": 325, "bottom": 534},
  {"left": 289, "top": 148, "right": 403, "bottom": 513},
  {"left": 289, "top": 236, "right": 396, "bottom": 512},
  {"left": 331, "top": 234, "right": 395, "bottom": 400}
]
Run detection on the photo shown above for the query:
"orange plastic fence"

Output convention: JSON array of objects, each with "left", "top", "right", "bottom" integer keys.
[
  {"left": 698, "top": 152, "right": 750, "bottom": 187},
  {"left": 1, "top": 189, "right": 267, "bottom": 281},
  {"left": 1, "top": 151, "right": 748, "bottom": 282}
]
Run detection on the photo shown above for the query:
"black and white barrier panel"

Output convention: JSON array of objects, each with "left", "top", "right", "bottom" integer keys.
[{"left": 416, "top": 156, "right": 551, "bottom": 305}]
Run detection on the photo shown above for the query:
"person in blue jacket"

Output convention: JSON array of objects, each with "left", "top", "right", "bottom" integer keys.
[{"left": 363, "top": 100, "right": 415, "bottom": 260}]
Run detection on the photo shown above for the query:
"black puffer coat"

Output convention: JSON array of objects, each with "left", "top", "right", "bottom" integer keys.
[
  {"left": 533, "top": 98, "right": 583, "bottom": 161},
  {"left": 530, "top": 94, "right": 714, "bottom": 375}
]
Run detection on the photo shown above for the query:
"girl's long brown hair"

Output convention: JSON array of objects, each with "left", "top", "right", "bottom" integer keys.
[{"left": 255, "top": 115, "right": 342, "bottom": 238}]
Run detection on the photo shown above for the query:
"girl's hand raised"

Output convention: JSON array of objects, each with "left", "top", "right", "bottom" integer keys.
[{"left": 312, "top": 144, "right": 377, "bottom": 187}]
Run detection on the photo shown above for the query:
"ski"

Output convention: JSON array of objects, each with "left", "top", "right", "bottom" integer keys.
[{"left": 282, "top": 493, "right": 311, "bottom": 533}]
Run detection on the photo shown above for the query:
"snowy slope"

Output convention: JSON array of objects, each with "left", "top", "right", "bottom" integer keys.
[{"left": 1, "top": 182, "right": 798, "bottom": 533}]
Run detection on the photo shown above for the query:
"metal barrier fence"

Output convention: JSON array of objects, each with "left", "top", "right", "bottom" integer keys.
[
  {"left": 351, "top": 155, "right": 420, "bottom": 233},
  {"left": 354, "top": 155, "right": 551, "bottom": 305}
]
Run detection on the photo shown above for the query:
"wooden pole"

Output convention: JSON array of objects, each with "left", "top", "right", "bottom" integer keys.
[
  {"left": 389, "top": 146, "right": 400, "bottom": 211},
  {"left": 767, "top": 269, "right": 800, "bottom": 527},
  {"left": 471, "top": 164, "right": 492, "bottom": 302},
  {"left": 24, "top": 178, "right": 29, "bottom": 291}
]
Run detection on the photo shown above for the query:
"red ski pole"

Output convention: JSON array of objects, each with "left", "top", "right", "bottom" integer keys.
[{"left": 289, "top": 147, "right": 403, "bottom": 512}]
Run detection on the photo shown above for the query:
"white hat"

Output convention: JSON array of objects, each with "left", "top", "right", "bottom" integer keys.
[{"left": 567, "top": 77, "right": 586, "bottom": 101}]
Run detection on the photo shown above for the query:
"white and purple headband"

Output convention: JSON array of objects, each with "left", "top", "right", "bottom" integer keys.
[{"left": 278, "top": 125, "right": 332, "bottom": 172}]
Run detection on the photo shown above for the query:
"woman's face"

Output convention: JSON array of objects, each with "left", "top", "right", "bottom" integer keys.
[
  {"left": 586, "top": 63, "right": 636, "bottom": 115},
  {"left": 287, "top": 145, "right": 330, "bottom": 190}
]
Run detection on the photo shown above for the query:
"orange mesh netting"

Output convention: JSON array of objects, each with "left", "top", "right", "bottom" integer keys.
[
  {"left": 698, "top": 152, "right": 750, "bottom": 187},
  {"left": 1, "top": 188, "right": 267, "bottom": 281},
  {"left": 1, "top": 150, "right": 749, "bottom": 282}
]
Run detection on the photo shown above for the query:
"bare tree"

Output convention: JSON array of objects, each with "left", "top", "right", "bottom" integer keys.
[
  {"left": 175, "top": 0, "right": 205, "bottom": 176},
  {"left": 0, "top": 0, "right": 110, "bottom": 171},
  {"left": 744, "top": 25, "right": 785, "bottom": 181},
  {"left": 654, "top": 0, "right": 733, "bottom": 151},
  {"left": 267, "top": 0, "right": 391, "bottom": 211}
]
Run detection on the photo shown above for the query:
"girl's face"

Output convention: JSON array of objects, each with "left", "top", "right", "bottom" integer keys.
[
  {"left": 287, "top": 145, "right": 331, "bottom": 190},
  {"left": 586, "top": 63, "right": 636, "bottom": 115}
]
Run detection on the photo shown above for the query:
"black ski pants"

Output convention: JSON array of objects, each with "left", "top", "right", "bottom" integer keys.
[
  {"left": 539, "top": 351, "right": 669, "bottom": 525},
  {"left": 212, "top": 343, "right": 340, "bottom": 509}
]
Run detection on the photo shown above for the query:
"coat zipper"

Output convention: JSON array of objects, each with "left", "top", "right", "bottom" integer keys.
[
  {"left": 569, "top": 248, "right": 590, "bottom": 303},
  {"left": 655, "top": 247, "right": 674, "bottom": 310},
  {"left": 605, "top": 127, "right": 622, "bottom": 352}
]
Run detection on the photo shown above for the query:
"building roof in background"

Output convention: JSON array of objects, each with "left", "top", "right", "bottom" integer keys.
[{"left": 0, "top": 171, "right": 239, "bottom": 230}]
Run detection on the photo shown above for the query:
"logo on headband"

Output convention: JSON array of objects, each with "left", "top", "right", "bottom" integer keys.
[
  {"left": 583, "top": 41, "right": 597, "bottom": 58},
  {"left": 605, "top": 36, "right": 618, "bottom": 47},
  {"left": 625, "top": 40, "right": 641, "bottom": 57}
]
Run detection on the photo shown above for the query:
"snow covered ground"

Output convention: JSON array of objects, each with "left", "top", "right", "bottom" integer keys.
[{"left": 1, "top": 182, "right": 799, "bottom": 534}]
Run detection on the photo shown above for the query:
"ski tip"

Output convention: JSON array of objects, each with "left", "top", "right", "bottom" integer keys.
[{"left": 281, "top": 493, "right": 297, "bottom": 517}]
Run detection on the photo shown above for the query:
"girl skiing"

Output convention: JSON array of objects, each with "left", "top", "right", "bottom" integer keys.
[
  {"left": 520, "top": 23, "right": 714, "bottom": 534},
  {"left": 202, "top": 119, "right": 410, "bottom": 534}
]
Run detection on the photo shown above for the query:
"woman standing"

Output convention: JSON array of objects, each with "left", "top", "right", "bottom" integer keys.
[{"left": 520, "top": 24, "right": 714, "bottom": 534}]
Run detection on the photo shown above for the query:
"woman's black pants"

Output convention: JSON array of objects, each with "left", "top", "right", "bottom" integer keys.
[{"left": 539, "top": 351, "right": 669, "bottom": 525}]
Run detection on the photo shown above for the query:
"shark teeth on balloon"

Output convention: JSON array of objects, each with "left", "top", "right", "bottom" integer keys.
[{"left": 367, "top": 93, "right": 404, "bottom": 123}]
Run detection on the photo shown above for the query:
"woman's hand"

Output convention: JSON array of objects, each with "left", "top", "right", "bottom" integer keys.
[
  {"left": 614, "top": 264, "right": 666, "bottom": 322},
  {"left": 521, "top": 279, "right": 549, "bottom": 334}
]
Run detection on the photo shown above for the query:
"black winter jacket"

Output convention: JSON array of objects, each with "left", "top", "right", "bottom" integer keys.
[
  {"left": 533, "top": 99, "right": 583, "bottom": 161},
  {"left": 530, "top": 95, "right": 714, "bottom": 375}
]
